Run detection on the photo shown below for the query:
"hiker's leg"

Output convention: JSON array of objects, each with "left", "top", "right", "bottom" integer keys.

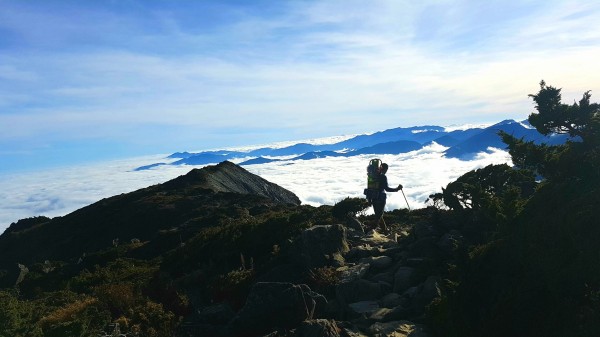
[{"left": 372, "top": 200, "right": 385, "bottom": 231}]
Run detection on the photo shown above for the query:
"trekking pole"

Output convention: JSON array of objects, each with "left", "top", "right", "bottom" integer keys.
[{"left": 401, "top": 189, "right": 411, "bottom": 211}]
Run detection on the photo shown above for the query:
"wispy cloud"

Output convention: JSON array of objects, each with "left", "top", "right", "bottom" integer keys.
[{"left": 1, "top": 0, "right": 599, "bottom": 173}]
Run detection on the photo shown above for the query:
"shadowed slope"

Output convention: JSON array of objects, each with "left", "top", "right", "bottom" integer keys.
[{"left": 0, "top": 161, "right": 300, "bottom": 271}]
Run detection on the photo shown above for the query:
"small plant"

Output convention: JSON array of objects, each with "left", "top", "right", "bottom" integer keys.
[
  {"left": 307, "top": 266, "right": 340, "bottom": 297},
  {"left": 331, "top": 197, "right": 370, "bottom": 220},
  {"left": 211, "top": 269, "right": 255, "bottom": 310}
]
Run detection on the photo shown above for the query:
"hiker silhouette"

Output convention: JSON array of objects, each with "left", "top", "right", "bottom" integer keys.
[{"left": 369, "top": 163, "right": 402, "bottom": 232}]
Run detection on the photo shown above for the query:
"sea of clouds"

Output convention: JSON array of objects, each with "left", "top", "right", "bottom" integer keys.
[{"left": 0, "top": 140, "right": 512, "bottom": 234}]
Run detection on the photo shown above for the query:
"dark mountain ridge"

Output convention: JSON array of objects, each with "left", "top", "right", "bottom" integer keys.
[
  {"left": 0, "top": 161, "right": 300, "bottom": 271},
  {"left": 443, "top": 119, "right": 571, "bottom": 158}
]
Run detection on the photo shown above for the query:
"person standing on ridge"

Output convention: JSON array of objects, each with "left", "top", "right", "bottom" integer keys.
[{"left": 371, "top": 163, "right": 402, "bottom": 233}]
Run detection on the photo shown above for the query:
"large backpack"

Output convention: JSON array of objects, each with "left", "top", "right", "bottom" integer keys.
[{"left": 364, "top": 158, "right": 382, "bottom": 201}]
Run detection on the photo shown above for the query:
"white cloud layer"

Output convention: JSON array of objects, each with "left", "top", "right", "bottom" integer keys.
[{"left": 0, "top": 144, "right": 512, "bottom": 234}]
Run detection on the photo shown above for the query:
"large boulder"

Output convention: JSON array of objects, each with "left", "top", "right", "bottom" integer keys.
[
  {"left": 231, "top": 282, "right": 327, "bottom": 336},
  {"left": 393, "top": 267, "right": 416, "bottom": 293},
  {"left": 301, "top": 224, "right": 350, "bottom": 269},
  {"left": 336, "top": 279, "right": 387, "bottom": 306},
  {"left": 412, "top": 276, "right": 442, "bottom": 314}
]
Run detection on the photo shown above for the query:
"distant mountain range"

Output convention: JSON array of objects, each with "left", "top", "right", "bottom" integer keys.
[{"left": 135, "top": 119, "right": 572, "bottom": 171}]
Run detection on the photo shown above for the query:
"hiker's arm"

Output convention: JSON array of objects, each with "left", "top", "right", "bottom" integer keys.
[
  {"left": 382, "top": 175, "right": 401, "bottom": 192},
  {"left": 386, "top": 184, "right": 402, "bottom": 192}
]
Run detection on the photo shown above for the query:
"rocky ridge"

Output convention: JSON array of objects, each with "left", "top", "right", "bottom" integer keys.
[
  {"left": 0, "top": 161, "right": 301, "bottom": 273},
  {"left": 183, "top": 213, "right": 459, "bottom": 337},
  {"left": 163, "top": 161, "right": 301, "bottom": 205}
]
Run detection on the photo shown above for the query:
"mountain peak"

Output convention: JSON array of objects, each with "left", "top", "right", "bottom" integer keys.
[
  {"left": 490, "top": 119, "right": 518, "bottom": 127},
  {"left": 167, "top": 161, "right": 301, "bottom": 205}
]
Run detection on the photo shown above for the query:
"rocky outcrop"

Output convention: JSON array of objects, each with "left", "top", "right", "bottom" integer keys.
[
  {"left": 300, "top": 224, "right": 350, "bottom": 270},
  {"left": 182, "top": 213, "right": 466, "bottom": 337},
  {"left": 0, "top": 161, "right": 301, "bottom": 272},
  {"left": 230, "top": 282, "right": 327, "bottom": 336},
  {"left": 167, "top": 161, "right": 301, "bottom": 205}
]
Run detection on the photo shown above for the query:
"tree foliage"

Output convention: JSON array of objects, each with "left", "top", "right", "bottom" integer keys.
[
  {"left": 431, "top": 164, "right": 535, "bottom": 212},
  {"left": 430, "top": 82, "right": 600, "bottom": 337},
  {"left": 501, "top": 80, "right": 600, "bottom": 182},
  {"left": 528, "top": 80, "right": 600, "bottom": 144}
]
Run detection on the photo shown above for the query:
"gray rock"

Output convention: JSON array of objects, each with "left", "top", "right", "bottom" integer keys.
[
  {"left": 331, "top": 252, "right": 345, "bottom": 268},
  {"left": 346, "top": 217, "right": 365, "bottom": 234},
  {"left": 337, "top": 263, "right": 370, "bottom": 283},
  {"left": 393, "top": 267, "right": 415, "bottom": 293},
  {"left": 412, "top": 276, "right": 442, "bottom": 314},
  {"left": 421, "top": 276, "right": 442, "bottom": 301},
  {"left": 348, "top": 300, "right": 380, "bottom": 315},
  {"left": 345, "top": 245, "right": 379, "bottom": 260},
  {"left": 369, "top": 320, "right": 429, "bottom": 337},
  {"left": 302, "top": 224, "right": 350, "bottom": 269},
  {"left": 340, "top": 325, "right": 371, "bottom": 337},
  {"left": 370, "top": 271, "right": 395, "bottom": 285},
  {"left": 231, "top": 282, "right": 326, "bottom": 336},
  {"left": 336, "top": 279, "right": 386, "bottom": 304},
  {"left": 402, "top": 286, "right": 420, "bottom": 299},
  {"left": 379, "top": 293, "right": 402, "bottom": 308},
  {"left": 405, "top": 257, "right": 433, "bottom": 268},
  {"left": 369, "top": 305, "right": 410, "bottom": 322},
  {"left": 359, "top": 255, "right": 393, "bottom": 270},
  {"left": 380, "top": 246, "right": 404, "bottom": 258}
]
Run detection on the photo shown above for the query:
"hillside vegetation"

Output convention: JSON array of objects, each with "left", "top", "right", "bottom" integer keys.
[
  {"left": 428, "top": 81, "right": 600, "bottom": 336},
  {"left": 0, "top": 81, "right": 598, "bottom": 337}
]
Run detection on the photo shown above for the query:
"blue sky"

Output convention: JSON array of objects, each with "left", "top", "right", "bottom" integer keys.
[{"left": 2, "top": 0, "right": 600, "bottom": 173}]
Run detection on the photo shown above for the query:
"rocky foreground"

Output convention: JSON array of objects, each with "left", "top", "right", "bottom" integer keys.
[{"left": 181, "top": 213, "right": 459, "bottom": 337}]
